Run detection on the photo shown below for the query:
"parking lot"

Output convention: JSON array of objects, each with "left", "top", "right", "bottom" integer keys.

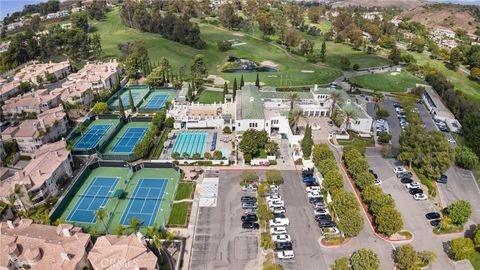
[
  {"left": 190, "top": 171, "right": 260, "bottom": 270},
  {"left": 365, "top": 149, "right": 472, "bottom": 269}
]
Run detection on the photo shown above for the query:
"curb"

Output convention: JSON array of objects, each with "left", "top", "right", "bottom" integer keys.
[{"left": 318, "top": 236, "right": 352, "bottom": 248}]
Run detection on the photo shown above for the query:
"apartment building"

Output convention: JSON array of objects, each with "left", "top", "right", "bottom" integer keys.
[
  {"left": 1, "top": 106, "right": 68, "bottom": 153},
  {"left": 15, "top": 60, "right": 71, "bottom": 85},
  {"left": 0, "top": 219, "right": 91, "bottom": 270},
  {"left": 0, "top": 140, "right": 73, "bottom": 210},
  {"left": 2, "top": 89, "right": 62, "bottom": 115}
]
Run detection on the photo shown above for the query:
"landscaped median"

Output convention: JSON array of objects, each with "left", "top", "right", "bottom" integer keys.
[
  {"left": 342, "top": 147, "right": 412, "bottom": 241},
  {"left": 311, "top": 144, "right": 364, "bottom": 246},
  {"left": 168, "top": 181, "right": 195, "bottom": 227}
]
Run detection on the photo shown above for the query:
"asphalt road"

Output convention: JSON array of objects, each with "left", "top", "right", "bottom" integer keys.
[
  {"left": 381, "top": 98, "right": 402, "bottom": 153},
  {"left": 190, "top": 171, "right": 260, "bottom": 270}
]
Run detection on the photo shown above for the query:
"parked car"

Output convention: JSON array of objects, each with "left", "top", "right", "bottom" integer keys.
[
  {"left": 242, "top": 222, "right": 259, "bottom": 229},
  {"left": 272, "top": 234, "right": 291, "bottom": 243},
  {"left": 303, "top": 176, "right": 317, "bottom": 184},
  {"left": 393, "top": 167, "right": 406, "bottom": 174},
  {"left": 241, "top": 214, "right": 258, "bottom": 222},
  {"left": 425, "top": 212, "right": 441, "bottom": 220},
  {"left": 317, "top": 219, "right": 336, "bottom": 228},
  {"left": 306, "top": 186, "right": 321, "bottom": 193},
  {"left": 269, "top": 218, "right": 290, "bottom": 227},
  {"left": 405, "top": 182, "right": 420, "bottom": 189},
  {"left": 242, "top": 185, "right": 257, "bottom": 192},
  {"left": 274, "top": 213, "right": 286, "bottom": 219},
  {"left": 314, "top": 208, "right": 329, "bottom": 216},
  {"left": 437, "top": 175, "right": 448, "bottom": 184},
  {"left": 275, "top": 241, "right": 293, "bottom": 251},
  {"left": 241, "top": 196, "right": 257, "bottom": 203},
  {"left": 268, "top": 200, "right": 285, "bottom": 208},
  {"left": 313, "top": 202, "right": 328, "bottom": 210},
  {"left": 266, "top": 195, "right": 281, "bottom": 202},
  {"left": 400, "top": 177, "right": 414, "bottom": 184},
  {"left": 430, "top": 219, "right": 441, "bottom": 227},
  {"left": 448, "top": 138, "right": 456, "bottom": 144},
  {"left": 315, "top": 214, "right": 332, "bottom": 222},
  {"left": 309, "top": 196, "right": 324, "bottom": 204},
  {"left": 413, "top": 193, "right": 427, "bottom": 201},
  {"left": 244, "top": 208, "right": 257, "bottom": 215},
  {"left": 270, "top": 226, "right": 287, "bottom": 235},
  {"left": 277, "top": 250, "right": 295, "bottom": 260},
  {"left": 242, "top": 202, "right": 258, "bottom": 209},
  {"left": 307, "top": 191, "right": 322, "bottom": 198},
  {"left": 270, "top": 185, "right": 279, "bottom": 192},
  {"left": 272, "top": 206, "right": 286, "bottom": 214},
  {"left": 374, "top": 179, "right": 382, "bottom": 186},
  {"left": 397, "top": 172, "right": 413, "bottom": 178},
  {"left": 409, "top": 188, "right": 423, "bottom": 195}
]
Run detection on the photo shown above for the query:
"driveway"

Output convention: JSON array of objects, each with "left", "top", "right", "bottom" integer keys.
[
  {"left": 190, "top": 171, "right": 261, "bottom": 270},
  {"left": 365, "top": 149, "right": 472, "bottom": 270},
  {"left": 381, "top": 97, "right": 402, "bottom": 153}
]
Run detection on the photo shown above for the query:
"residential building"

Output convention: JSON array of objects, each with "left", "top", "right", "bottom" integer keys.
[
  {"left": 6, "top": 21, "right": 24, "bottom": 31},
  {"left": 51, "top": 83, "right": 95, "bottom": 105},
  {"left": 433, "top": 28, "right": 456, "bottom": 39},
  {"left": 15, "top": 60, "right": 71, "bottom": 85},
  {"left": 1, "top": 106, "right": 68, "bottom": 153},
  {"left": 0, "top": 140, "right": 73, "bottom": 210},
  {"left": 0, "top": 219, "right": 91, "bottom": 270},
  {"left": 421, "top": 84, "right": 462, "bottom": 133},
  {"left": 0, "top": 141, "right": 6, "bottom": 160},
  {"left": 361, "top": 12, "right": 383, "bottom": 21},
  {"left": 2, "top": 89, "right": 62, "bottom": 115},
  {"left": 390, "top": 17, "right": 402, "bottom": 27},
  {"left": 88, "top": 234, "right": 158, "bottom": 270},
  {"left": 0, "top": 79, "right": 22, "bottom": 101}
]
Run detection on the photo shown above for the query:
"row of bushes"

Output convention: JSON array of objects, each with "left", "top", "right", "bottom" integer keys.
[
  {"left": 133, "top": 125, "right": 158, "bottom": 159},
  {"left": 343, "top": 147, "right": 404, "bottom": 237},
  {"left": 312, "top": 144, "right": 364, "bottom": 237}
]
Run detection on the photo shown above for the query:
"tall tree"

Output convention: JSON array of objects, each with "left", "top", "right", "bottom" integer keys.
[
  {"left": 320, "top": 40, "right": 327, "bottom": 62},
  {"left": 343, "top": 109, "right": 358, "bottom": 130},
  {"left": 328, "top": 91, "right": 343, "bottom": 115},
  {"left": 240, "top": 74, "right": 245, "bottom": 88},
  {"left": 191, "top": 54, "right": 207, "bottom": 79},
  {"left": 288, "top": 109, "right": 304, "bottom": 135},
  {"left": 301, "top": 124, "right": 314, "bottom": 158},
  {"left": 118, "top": 97, "right": 126, "bottom": 118},
  {"left": 223, "top": 81, "right": 228, "bottom": 99},
  {"left": 128, "top": 90, "right": 135, "bottom": 112},
  {"left": 288, "top": 92, "right": 298, "bottom": 110},
  {"left": 232, "top": 78, "right": 238, "bottom": 101},
  {"left": 255, "top": 73, "right": 260, "bottom": 88}
]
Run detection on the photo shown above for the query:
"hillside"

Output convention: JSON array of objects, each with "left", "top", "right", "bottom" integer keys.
[
  {"left": 331, "top": 0, "right": 426, "bottom": 9},
  {"left": 401, "top": 4, "right": 480, "bottom": 33}
]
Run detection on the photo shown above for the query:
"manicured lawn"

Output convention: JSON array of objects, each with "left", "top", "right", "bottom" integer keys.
[
  {"left": 175, "top": 182, "right": 194, "bottom": 200},
  {"left": 337, "top": 132, "right": 375, "bottom": 153},
  {"left": 348, "top": 72, "right": 425, "bottom": 92},
  {"left": 92, "top": 7, "right": 342, "bottom": 87},
  {"left": 469, "top": 251, "right": 480, "bottom": 270},
  {"left": 411, "top": 52, "right": 480, "bottom": 102},
  {"left": 168, "top": 202, "right": 190, "bottom": 226},
  {"left": 196, "top": 90, "right": 224, "bottom": 104}
]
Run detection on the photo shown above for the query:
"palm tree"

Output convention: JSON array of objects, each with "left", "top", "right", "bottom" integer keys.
[
  {"left": 288, "top": 109, "right": 304, "bottom": 135},
  {"left": 372, "top": 92, "right": 384, "bottom": 111},
  {"left": 343, "top": 109, "right": 358, "bottom": 131},
  {"left": 287, "top": 92, "right": 298, "bottom": 110},
  {"left": 96, "top": 208, "right": 107, "bottom": 232},
  {"left": 328, "top": 91, "right": 343, "bottom": 115},
  {"left": 129, "top": 217, "right": 141, "bottom": 233}
]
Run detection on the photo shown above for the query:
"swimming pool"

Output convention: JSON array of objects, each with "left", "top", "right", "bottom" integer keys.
[{"left": 172, "top": 132, "right": 208, "bottom": 158}]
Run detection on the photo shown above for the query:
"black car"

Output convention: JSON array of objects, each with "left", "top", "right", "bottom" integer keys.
[
  {"left": 274, "top": 213, "right": 286, "bottom": 219},
  {"left": 241, "top": 214, "right": 258, "bottom": 222},
  {"left": 393, "top": 103, "right": 402, "bottom": 108},
  {"left": 430, "top": 219, "right": 441, "bottom": 227},
  {"left": 318, "top": 219, "right": 336, "bottom": 228},
  {"left": 242, "top": 221, "right": 260, "bottom": 229},
  {"left": 241, "top": 196, "right": 257, "bottom": 203},
  {"left": 437, "top": 175, "right": 448, "bottom": 184},
  {"left": 425, "top": 212, "right": 441, "bottom": 220},
  {"left": 409, "top": 188, "right": 423, "bottom": 195},
  {"left": 397, "top": 172, "right": 413, "bottom": 179},
  {"left": 309, "top": 197, "right": 324, "bottom": 204},
  {"left": 305, "top": 182, "right": 318, "bottom": 187},
  {"left": 400, "top": 177, "right": 414, "bottom": 184},
  {"left": 275, "top": 242, "right": 293, "bottom": 251},
  {"left": 315, "top": 214, "right": 332, "bottom": 222}
]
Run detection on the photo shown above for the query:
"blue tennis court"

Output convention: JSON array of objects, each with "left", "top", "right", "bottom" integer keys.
[
  {"left": 120, "top": 178, "right": 167, "bottom": 226},
  {"left": 111, "top": 127, "right": 148, "bottom": 153},
  {"left": 120, "top": 92, "right": 140, "bottom": 107},
  {"left": 66, "top": 177, "right": 118, "bottom": 223},
  {"left": 144, "top": 94, "right": 169, "bottom": 109},
  {"left": 74, "top": 124, "right": 112, "bottom": 149}
]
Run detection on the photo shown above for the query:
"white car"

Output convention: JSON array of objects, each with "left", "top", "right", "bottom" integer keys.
[
  {"left": 270, "top": 226, "right": 287, "bottom": 235},
  {"left": 266, "top": 195, "right": 281, "bottom": 202},
  {"left": 405, "top": 182, "right": 420, "bottom": 189},
  {"left": 374, "top": 179, "right": 382, "bottom": 186},
  {"left": 314, "top": 208, "right": 329, "bottom": 216},
  {"left": 393, "top": 167, "right": 406, "bottom": 174},
  {"left": 413, "top": 193, "right": 427, "bottom": 201},
  {"left": 448, "top": 138, "right": 456, "bottom": 144},
  {"left": 306, "top": 186, "right": 321, "bottom": 193},
  {"left": 269, "top": 218, "right": 290, "bottom": 227},
  {"left": 242, "top": 185, "right": 257, "bottom": 192},
  {"left": 307, "top": 191, "right": 322, "bottom": 198},
  {"left": 268, "top": 200, "right": 285, "bottom": 208},
  {"left": 272, "top": 234, "right": 291, "bottom": 243},
  {"left": 272, "top": 206, "right": 286, "bottom": 214},
  {"left": 277, "top": 250, "right": 295, "bottom": 260}
]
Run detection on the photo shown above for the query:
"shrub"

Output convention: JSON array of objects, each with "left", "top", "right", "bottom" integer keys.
[
  {"left": 350, "top": 249, "right": 380, "bottom": 270},
  {"left": 204, "top": 152, "right": 212, "bottom": 160},
  {"left": 323, "top": 170, "right": 344, "bottom": 193},
  {"left": 213, "top": 150, "right": 223, "bottom": 160},
  {"left": 260, "top": 232, "right": 275, "bottom": 249},
  {"left": 222, "top": 126, "right": 232, "bottom": 134},
  {"left": 244, "top": 153, "right": 252, "bottom": 163},
  {"left": 337, "top": 209, "right": 363, "bottom": 237},
  {"left": 455, "top": 146, "right": 479, "bottom": 170},
  {"left": 331, "top": 257, "right": 350, "bottom": 270},
  {"left": 354, "top": 171, "right": 375, "bottom": 191},
  {"left": 318, "top": 158, "right": 338, "bottom": 175},
  {"left": 450, "top": 237, "right": 475, "bottom": 260},
  {"left": 417, "top": 251, "right": 437, "bottom": 266},
  {"left": 241, "top": 170, "right": 257, "bottom": 183},
  {"left": 395, "top": 244, "right": 418, "bottom": 270},
  {"left": 474, "top": 226, "right": 480, "bottom": 249},
  {"left": 192, "top": 153, "right": 201, "bottom": 160},
  {"left": 376, "top": 107, "right": 390, "bottom": 118},
  {"left": 375, "top": 207, "right": 403, "bottom": 236},
  {"left": 378, "top": 132, "right": 392, "bottom": 144},
  {"left": 447, "top": 200, "right": 472, "bottom": 225},
  {"left": 217, "top": 40, "right": 232, "bottom": 51},
  {"left": 265, "top": 170, "right": 283, "bottom": 185}
]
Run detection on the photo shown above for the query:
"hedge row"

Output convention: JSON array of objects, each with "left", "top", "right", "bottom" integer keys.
[
  {"left": 313, "top": 144, "right": 364, "bottom": 237},
  {"left": 343, "top": 147, "right": 403, "bottom": 236}
]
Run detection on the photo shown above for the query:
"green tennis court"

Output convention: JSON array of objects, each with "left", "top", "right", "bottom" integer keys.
[
  {"left": 56, "top": 165, "right": 179, "bottom": 234},
  {"left": 138, "top": 89, "right": 176, "bottom": 110},
  {"left": 101, "top": 121, "right": 151, "bottom": 155},
  {"left": 108, "top": 86, "right": 150, "bottom": 109},
  {"left": 71, "top": 119, "right": 121, "bottom": 151}
]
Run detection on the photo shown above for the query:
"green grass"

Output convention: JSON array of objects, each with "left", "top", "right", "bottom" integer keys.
[
  {"left": 337, "top": 132, "right": 375, "bottom": 153},
  {"left": 348, "top": 72, "right": 425, "bottom": 92},
  {"left": 92, "top": 7, "right": 347, "bottom": 87},
  {"left": 470, "top": 251, "right": 480, "bottom": 270},
  {"left": 174, "top": 182, "right": 194, "bottom": 200},
  {"left": 197, "top": 90, "right": 224, "bottom": 104},
  {"left": 168, "top": 202, "right": 190, "bottom": 226},
  {"left": 410, "top": 52, "right": 480, "bottom": 101}
]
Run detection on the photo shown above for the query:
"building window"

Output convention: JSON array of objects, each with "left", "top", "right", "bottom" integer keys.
[{"left": 249, "top": 122, "right": 258, "bottom": 128}]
